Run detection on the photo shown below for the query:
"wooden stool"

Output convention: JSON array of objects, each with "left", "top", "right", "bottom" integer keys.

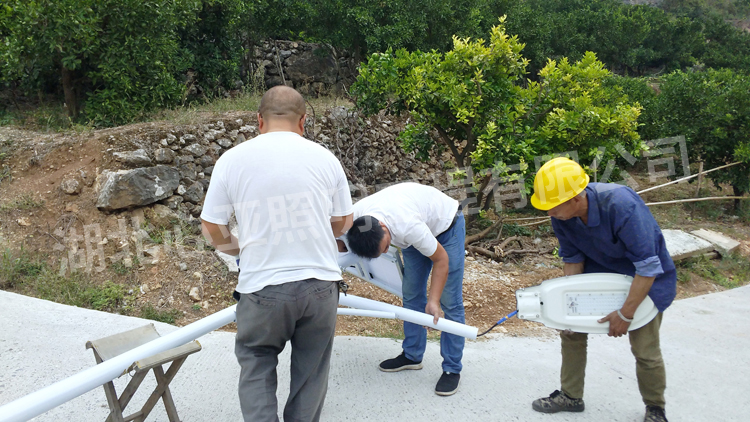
[{"left": 86, "top": 324, "right": 202, "bottom": 422}]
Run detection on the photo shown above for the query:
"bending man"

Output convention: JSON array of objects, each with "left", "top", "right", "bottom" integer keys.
[
  {"left": 345, "top": 182, "right": 465, "bottom": 396},
  {"left": 530, "top": 157, "right": 676, "bottom": 422}
]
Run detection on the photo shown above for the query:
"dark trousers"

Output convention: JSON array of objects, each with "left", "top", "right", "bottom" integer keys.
[{"left": 235, "top": 279, "right": 339, "bottom": 422}]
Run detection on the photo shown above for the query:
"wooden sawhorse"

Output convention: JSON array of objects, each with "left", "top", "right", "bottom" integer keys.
[{"left": 86, "top": 324, "right": 202, "bottom": 422}]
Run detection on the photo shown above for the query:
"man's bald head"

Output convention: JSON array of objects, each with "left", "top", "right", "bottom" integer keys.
[{"left": 258, "top": 86, "right": 306, "bottom": 124}]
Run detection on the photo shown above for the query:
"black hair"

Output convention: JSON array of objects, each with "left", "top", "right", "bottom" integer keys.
[{"left": 346, "top": 215, "right": 385, "bottom": 259}]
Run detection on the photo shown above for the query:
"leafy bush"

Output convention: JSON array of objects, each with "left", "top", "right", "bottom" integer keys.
[{"left": 353, "top": 20, "right": 643, "bottom": 213}]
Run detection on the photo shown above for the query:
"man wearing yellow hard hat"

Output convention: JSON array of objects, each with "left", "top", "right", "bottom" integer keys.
[{"left": 530, "top": 157, "right": 676, "bottom": 422}]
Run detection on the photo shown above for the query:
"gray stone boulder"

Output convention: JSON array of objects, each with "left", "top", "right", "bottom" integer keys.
[
  {"left": 96, "top": 166, "right": 180, "bottom": 211},
  {"left": 184, "top": 143, "right": 209, "bottom": 157},
  {"left": 60, "top": 178, "right": 82, "bottom": 195},
  {"left": 146, "top": 204, "right": 180, "bottom": 228},
  {"left": 183, "top": 182, "right": 205, "bottom": 204},
  {"left": 285, "top": 48, "right": 338, "bottom": 85},
  {"left": 154, "top": 148, "right": 176, "bottom": 164},
  {"left": 113, "top": 149, "right": 152, "bottom": 167}
]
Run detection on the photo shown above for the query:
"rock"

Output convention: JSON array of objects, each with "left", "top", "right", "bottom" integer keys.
[
  {"left": 177, "top": 185, "right": 187, "bottom": 195},
  {"left": 204, "top": 129, "right": 225, "bottom": 142},
  {"left": 144, "top": 246, "right": 162, "bottom": 259},
  {"left": 190, "top": 205, "right": 202, "bottom": 217},
  {"left": 174, "top": 155, "right": 194, "bottom": 166},
  {"left": 238, "top": 125, "right": 256, "bottom": 134},
  {"left": 154, "top": 148, "right": 176, "bottom": 164},
  {"left": 184, "top": 143, "right": 209, "bottom": 157},
  {"left": 181, "top": 133, "right": 197, "bottom": 143},
  {"left": 60, "top": 178, "right": 81, "bottom": 195},
  {"left": 203, "top": 166, "right": 214, "bottom": 176},
  {"left": 285, "top": 48, "right": 338, "bottom": 85},
  {"left": 148, "top": 204, "right": 180, "bottom": 227},
  {"left": 17, "top": 218, "right": 30, "bottom": 226},
  {"left": 208, "top": 143, "right": 222, "bottom": 156},
  {"left": 193, "top": 271, "right": 203, "bottom": 281},
  {"left": 165, "top": 133, "right": 177, "bottom": 145},
  {"left": 113, "top": 149, "right": 152, "bottom": 167},
  {"left": 179, "top": 162, "right": 197, "bottom": 181},
  {"left": 199, "top": 155, "right": 215, "bottom": 167},
  {"left": 198, "top": 178, "right": 210, "bottom": 191},
  {"left": 140, "top": 284, "right": 150, "bottom": 294},
  {"left": 164, "top": 195, "right": 183, "bottom": 210},
  {"left": 183, "top": 182, "right": 205, "bottom": 204},
  {"left": 189, "top": 287, "right": 202, "bottom": 302},
  {"left": 179, "top": 262, "right": 188, "bottom": 271},
  {"left": 96, "top": 166, "right": 180, "bottom": 211},
  {"left": 79, "top": 170, "right": 94, "bottom": 187},
  {"left": 217, "top": 138, "right": 233, "bottom": 148}
]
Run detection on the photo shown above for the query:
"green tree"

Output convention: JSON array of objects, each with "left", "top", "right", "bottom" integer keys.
[
  {"left": 0, "top": 0, "right": 201, "bottom": 125},
  {"left": 644, "top": 69, "right": 750, "bottom": 204},
  {"left": 352, "top": 20, "right": 643, "bottom": 213}
]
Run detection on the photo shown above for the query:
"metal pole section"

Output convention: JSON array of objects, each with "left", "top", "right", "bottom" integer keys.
[
  {"left": 339, "top": 293, "right": 479, "bottom": 340},
  {"left": 0, "top": 306, "right": 237, "bottom": 422},
  {"left": 336, "top": 308, "right": 397, "bottom": 319}
]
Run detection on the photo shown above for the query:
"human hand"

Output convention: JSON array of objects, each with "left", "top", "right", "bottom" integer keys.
[
  {"left": 425, "top": 300, "right": 442, "bottom": 325},
  {"left": 598, "top": 311, "right": 630, "bottom": 337}
]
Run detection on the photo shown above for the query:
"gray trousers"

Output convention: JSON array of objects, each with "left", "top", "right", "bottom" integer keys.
[{"left": 235, "top": 279, "right": 339, "bottom": 422}]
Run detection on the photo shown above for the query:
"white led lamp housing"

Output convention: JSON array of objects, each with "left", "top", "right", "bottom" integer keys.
[{"left": 515, "top": 273, "right": 658, "bottom": 334}]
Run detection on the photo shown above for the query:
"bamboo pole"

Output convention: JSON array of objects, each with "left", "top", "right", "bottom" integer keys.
[
  {"left": 504, "top": 216, "right": 549, "bottom": 222},
  {"left": 637, "top": 161, "right": 742, "bottom": 195},
  {"left": 645, "top": 196, "right": 749, "bottom": 206}
]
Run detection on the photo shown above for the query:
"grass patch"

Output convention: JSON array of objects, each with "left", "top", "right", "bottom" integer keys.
[
  {"left": 0, "top": 249, "right": 130, "bottom": 312},
  {"left": 676, "top": 253, "right": 750, "bottom": 289},
  {"left": 140, "top": 304, "right": 182, "bottom": 324},
  {"left": 110, "top": 261, "right": 132, "bottom": 276},
  {"left": 151, "top": 91, "right": 262, "bottom": 125},
  {"left": 0, "top": 193, "right": 44, "bottom": 212}
]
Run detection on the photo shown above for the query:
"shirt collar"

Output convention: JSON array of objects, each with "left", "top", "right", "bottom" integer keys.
[{"left": 584, "top": 185, "right": 601, "bottom": 227}]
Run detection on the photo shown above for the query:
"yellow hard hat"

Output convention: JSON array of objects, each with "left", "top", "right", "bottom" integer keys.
[{"left": 530, "top": 157, "right": 589, "bottom": 211}]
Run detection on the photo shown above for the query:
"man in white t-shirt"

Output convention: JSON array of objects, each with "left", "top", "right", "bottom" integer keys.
[
  {"left": 200, "top": 86, "right": 353, "bottom": 422},
  {"left": 344, "top": 182, "right": 465, "bottom": 396}
]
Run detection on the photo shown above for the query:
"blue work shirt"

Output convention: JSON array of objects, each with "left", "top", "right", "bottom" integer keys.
[{"left": 551, "top": 183, "right": 677, "bottom": 312}]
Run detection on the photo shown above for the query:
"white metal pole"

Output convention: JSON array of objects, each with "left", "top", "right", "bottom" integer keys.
[
  {"left": 0, "top": 306, "right": 237, "bottom": 422},
  {"left": 339, "top": 293, "right": 479, "bottom": 340},
  {"left": 336, "top": 308, "right": 397, "bottom": 319}
]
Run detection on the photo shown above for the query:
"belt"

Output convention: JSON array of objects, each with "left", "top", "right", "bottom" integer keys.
[{"left": 440, "top": 205, "right": 463, "bottom": 236}]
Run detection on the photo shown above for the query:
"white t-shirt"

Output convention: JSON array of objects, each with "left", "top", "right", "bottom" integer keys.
[
  {"left": 351, "top": 183, "right": 459, "bottom": 257},
  {"left": 201, "top": 131, "right": 352, "bottom": 293}
]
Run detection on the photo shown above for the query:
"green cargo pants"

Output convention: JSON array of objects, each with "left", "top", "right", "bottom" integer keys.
[{"left": 560, "top": 312, "right": 666, "bottom": 408}]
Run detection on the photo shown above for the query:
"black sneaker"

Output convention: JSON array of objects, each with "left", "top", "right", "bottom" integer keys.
[
  {"left": 532, "top": 390, "right": 585, "bottom": 413},
  {"left": 644, "top": 405, "right": 668, "bottom": 422},
  {"left": 378, "top": 352, "right": 423, "bottom": 372},
  {"left": 435, "top": 371, "right": 460, "bottom": 396}
]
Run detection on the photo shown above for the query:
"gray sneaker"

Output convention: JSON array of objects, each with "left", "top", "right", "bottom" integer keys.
[
  {"left": 644, "top": 406, "right": 668, "bottom": 422},
  {"left": 532, "top": 390, "right": 585, "bottom": 413}
]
